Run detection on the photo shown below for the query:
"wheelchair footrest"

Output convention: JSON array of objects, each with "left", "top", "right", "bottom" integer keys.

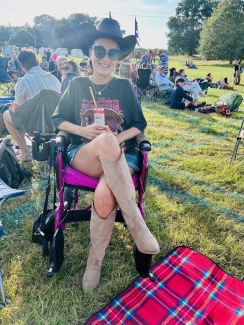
[{"left": 61, "top": 209, "right": 125, "bottom": 224}]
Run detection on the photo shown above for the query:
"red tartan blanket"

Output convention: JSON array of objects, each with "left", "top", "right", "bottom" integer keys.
[{"left": 85, "top": 246, "right": 244, "bottom": 325}]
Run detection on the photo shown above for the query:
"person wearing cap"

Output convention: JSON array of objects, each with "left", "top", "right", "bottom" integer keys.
[
  {"left": 40, "top": 56, "right": 49, "bottom": 71},
  {"left": 169, "top": 78, "right": 206, "bottom": 109},
  {"left": 158, "top": 50, "right": 169, "bottom": 76},
  {"left": 155, "top": 65, "right": 175, "bottom": 94},
  {"left": 52, "top": 18, "right": 160, "bottom": 293}
]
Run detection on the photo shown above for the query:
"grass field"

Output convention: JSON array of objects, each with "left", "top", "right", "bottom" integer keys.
[{"left": 1, "top": 57, "right": 244, "bottom": 324}]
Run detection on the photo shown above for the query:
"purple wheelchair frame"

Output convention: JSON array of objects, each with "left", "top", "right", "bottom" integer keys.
[{"left": 45, "top": 134, "right": 154, "bottom": 280}]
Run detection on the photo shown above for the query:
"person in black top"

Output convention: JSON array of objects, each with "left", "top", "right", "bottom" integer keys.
[
  {"left": 169, "top": 78, "right": 206, "bottom": 109},
  {"left": 46, "top": 49, "right": 51, "bottom": 62},
  {"left": 52, "top": 18, "right": 159, "bottom": 293}
]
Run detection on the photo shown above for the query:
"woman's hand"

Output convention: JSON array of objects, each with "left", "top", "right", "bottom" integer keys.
[{"left": 79, "top": 123, "right": 109, "bottom": 140}]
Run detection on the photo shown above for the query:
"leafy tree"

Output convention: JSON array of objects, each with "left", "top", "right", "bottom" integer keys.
[
  {"left": 53, "top": 13, "right": 98, "bottom": 50},
  {"left": 167, "top": 0, "right": 219, "bottom": 56},
  {"left": 12, "top": 28, "right": 35, "bottom": 48},
  {"left": 199, "top": 0, "right": 244, "bottom": 63},
  {"left": 34, "top": 14, "right": 56, "bottom": 47},
  {"left": 0, "top": 26, "right": 9, "bottom": 45}
]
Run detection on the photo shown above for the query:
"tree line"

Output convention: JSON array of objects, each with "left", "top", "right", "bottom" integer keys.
[
  {"left": 167, "top": 0, "right": 244, "bottom": 63},
  {"left": 0, "top": 0, "right": 243, "bottom": 63},
  {"left": 0, "top": 13, "right": 98, "bottom": 50}
]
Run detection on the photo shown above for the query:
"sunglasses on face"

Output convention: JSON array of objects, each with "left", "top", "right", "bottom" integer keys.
[
  {"left": 92, "top": 45, "right": 121, "bottom": 60},
  {"left": 61, "top": 66, "right": 69, "bottom": 71}
]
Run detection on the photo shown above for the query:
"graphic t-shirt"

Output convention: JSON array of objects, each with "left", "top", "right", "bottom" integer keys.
[{"left": 52, "top": 76, "right": 147, "bottom": 151}]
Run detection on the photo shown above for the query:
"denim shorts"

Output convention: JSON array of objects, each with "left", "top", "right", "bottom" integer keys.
[{"left": 66, "top": 144, "right": 141, "bottom": 173}]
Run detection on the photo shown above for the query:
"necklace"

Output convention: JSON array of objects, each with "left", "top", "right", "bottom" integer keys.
[{"left": 91, "top": 75, "right": 112, "bottom": 95}]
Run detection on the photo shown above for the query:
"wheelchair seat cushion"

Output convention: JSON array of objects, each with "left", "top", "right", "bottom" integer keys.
[{"left": 64, "top": 165, "right": 139, "bottom": 189}]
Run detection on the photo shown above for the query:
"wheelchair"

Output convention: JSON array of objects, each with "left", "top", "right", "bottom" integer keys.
[{"left": 32, "top": 131, "right": 156, "bottom": 281}]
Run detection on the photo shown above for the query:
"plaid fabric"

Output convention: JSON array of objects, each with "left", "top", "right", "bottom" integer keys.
[{"left": 85, "top": 246, "right": 244, "bottom": 325}]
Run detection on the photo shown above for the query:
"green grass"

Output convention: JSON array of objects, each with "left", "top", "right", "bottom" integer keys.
[{"left": 1, "top": 57, "right": 244, "bottom": 324}]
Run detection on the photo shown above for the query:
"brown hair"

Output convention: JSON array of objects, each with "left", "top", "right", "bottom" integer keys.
[
  {"left": 178, "top": 69, "right": 185, "bottom": 75},
  {"left": 18, "top": 49, "right": 38, "bottom": 70},
  {"left": 64, "top": 60, "right": 80, "bottom": 75}
]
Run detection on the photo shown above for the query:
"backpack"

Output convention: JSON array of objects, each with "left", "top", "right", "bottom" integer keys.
[
  {"left": 215, "top": 91, "right": 243, "bottom": 112},
  {"left": 0, "top": 137, "right": 32, "bottom": 188}
]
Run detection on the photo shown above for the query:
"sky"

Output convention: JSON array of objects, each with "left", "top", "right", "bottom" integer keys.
[{"left": 1, "top": 0, "right": 180, "bottom": 49}]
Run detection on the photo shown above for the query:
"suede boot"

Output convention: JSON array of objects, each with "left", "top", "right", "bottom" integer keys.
[
  {"left": 98, "top": 152, "right": 160, "bottom": 255},
  {"left": 82, "top": 203, "right": 117, "bottom": 293}
]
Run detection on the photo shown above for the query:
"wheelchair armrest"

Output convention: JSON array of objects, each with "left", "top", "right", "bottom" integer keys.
[
  {"left": 56, "top": 130, "right": 70, "bottom": 152},
  {"left": 56, "top": 135, "right": 68, "bottom": 152},
  {"left": 139, "top": 141, "right": 151, "bottom": 152},
  {"left": 136, "top": 133, "right": 151, "bottom": 152}
]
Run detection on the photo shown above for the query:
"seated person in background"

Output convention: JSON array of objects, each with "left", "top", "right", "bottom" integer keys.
[
  {"left": 188, "top": 60, "right": 197, "bottom": 69},
  {"left": 56, "top": 56, "right": 68, "bottom": 82},
  {"left": 8, "top": 53, "right": 24, "bottom": 78},
  {"left": 169, "top": 67, "right": 176, "bottom": 82},
  {"left": 61, "top": 60, "right": 80, "bottom": 94},
  {"left": 216, "top": 78, "right": 230, "bottom": 89},
  {"left": 130, "top": 62, "right": 138, "bottom": 84},
  {"left": 205, "top": 72, "right": 213, "bottom": 83},
  {"left": 155, "top": 65, "right": 175, "bottom": 94},
  {"left": 3, "top": 49, "right": 61, "bottom": 161},
  {"left": 40, "top": 56, "right": 49, "bottom": 71},
  {"left": 119, "top": 54, "right": 131, "bottom": 81},
  {"left": 169, "top": 78, "right": 206, "bottom": 109},
  {"left": 175, "top": 69, "right": 208, "bottom": 100}
]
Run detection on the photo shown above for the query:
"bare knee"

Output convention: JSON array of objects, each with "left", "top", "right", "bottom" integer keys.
[
  {"left": 94, "top": 186, "right": 116, "bottom": 218},
  {"left": 3, "top": 110, "right": 11, "bottom": 123},
  {"left": 97, "top": 133, "right": 120, "bottom": 160}
]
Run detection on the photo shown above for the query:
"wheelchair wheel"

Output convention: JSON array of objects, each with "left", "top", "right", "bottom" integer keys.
[{"left": 64, "top": 187, "right": 74, "bottom": 210}]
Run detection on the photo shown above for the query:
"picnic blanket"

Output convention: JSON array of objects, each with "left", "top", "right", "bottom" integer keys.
[{"left": 85, "top": 246, "right": 244, "bottom": 325}]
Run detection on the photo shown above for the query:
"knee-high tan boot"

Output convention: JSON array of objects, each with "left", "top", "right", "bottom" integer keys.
[
  {"left": 82, "top": 203, "right": 117, "bottom": 293},
  {"left": 98, "top": 152, "right": 160, "bottom": 255}
]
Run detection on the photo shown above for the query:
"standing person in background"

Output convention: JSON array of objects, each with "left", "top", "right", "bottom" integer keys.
[
  {"left": 233, "top": 60, "right": 242, "bottom": 85},
  {"left": 139, "top": 50, "right": 152, "bottom": 68},
  {"left": 2, "top": 41, "right": 13, "bottom": 62},
  {"left": 46, "top": 49, "right": 51, "bottom": 62},
  {"left": 158, "top": 50, "right": 169, "bottom": 76},
  {"left": 52, "top": 51, "right": 58, "bottom": 62}
]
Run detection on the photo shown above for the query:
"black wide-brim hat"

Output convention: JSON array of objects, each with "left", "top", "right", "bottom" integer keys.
[{"left": 78, "top": 18, "right": 136, "bottom": 60}]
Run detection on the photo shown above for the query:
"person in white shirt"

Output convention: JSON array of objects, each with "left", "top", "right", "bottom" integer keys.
[
  {"left": 3, "top": 49, "right": 61, "bottom": 161},
  {"left": 155, "top": 65, "right": 175, "bottom": 94}
]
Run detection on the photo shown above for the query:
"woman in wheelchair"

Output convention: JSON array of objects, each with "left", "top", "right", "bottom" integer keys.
[{"left": 52, "top": 18, "right": 160, "bottom": 292}]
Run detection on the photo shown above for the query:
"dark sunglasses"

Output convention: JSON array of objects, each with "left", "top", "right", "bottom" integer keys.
[
  {"left": 61, "top": 66, "right": 69, "bottom": 71},
  {"left": 92, "top": 46, "right": 121, "bottom": 60}
]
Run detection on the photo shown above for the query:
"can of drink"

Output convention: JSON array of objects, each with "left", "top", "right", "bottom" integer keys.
[
  {"left": 94, "top": 108, "right": 105, "bottom": 125},
  {"left": 195, "top": 107, "right": 199, "bottom": 114}
]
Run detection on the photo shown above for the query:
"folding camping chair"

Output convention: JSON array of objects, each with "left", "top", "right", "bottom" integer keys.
[
  {"left": 0, "top": 56, "right": 17, "bottom": 96},
  {"left": 0, "top": 179, "right": 26, "bottom": 307},
  {"left": 32, "top": 132, "right": 156, "bottom": 281},
  {"left": 230, "top": 118, "right": 244, "bottom": 166},
  {"left": 137, "top": 68, "right": 157, "bottom": 102},
  {"left": 9, "top": 89, "right": 61, "bottom": 178}
]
